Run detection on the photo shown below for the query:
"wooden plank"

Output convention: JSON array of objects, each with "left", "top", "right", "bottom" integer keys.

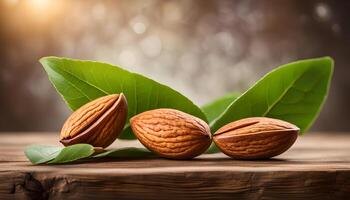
[{"left": 0, "top": 132, "right": 349, "bottom": 199}]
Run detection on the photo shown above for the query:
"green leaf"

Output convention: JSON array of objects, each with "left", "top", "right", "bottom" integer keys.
[
  {"left": 24, "top": 145, "right": 63, "bottom": 164},
  {"left": 40, "top": 57, "right": 207, "bottom": 140},
  {"left": 202, "top": 93, "right": 240, "bottom": 154},
  {"left": 210, "top": 57, "right": 334, "bottom": 134},
  {"left": 25, "top": 145, "right": 153, "bottom": 164},
  {"left": 94, "top": 147, "right": 154, "bottom": 158},
  {"left": 202, "top": 92, "right": 240, "bottom": 123},
  {"left": 49, "top": 144, "right": 94, "bottom": 164},
  {"left": 205, "top": 142, "right": 221, "bottom": 154}
]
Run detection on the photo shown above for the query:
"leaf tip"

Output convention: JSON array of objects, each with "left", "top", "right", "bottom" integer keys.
[
  {"left": 319, "top": 56, "right": 334, "bottom": 69},
  {"left": 39, "top": 57, "right": 55, "bottom": 72}
]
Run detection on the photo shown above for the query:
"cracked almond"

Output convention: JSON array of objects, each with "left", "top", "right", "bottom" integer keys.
[
  {"left": 60, "top": 93, "right": 128, "bottom": 148},
  {"left": 213, "top": 117, "right": 299, "bottom": 159}
]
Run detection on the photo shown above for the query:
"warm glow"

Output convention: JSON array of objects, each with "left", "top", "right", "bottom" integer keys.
[
  {"left": 28, "top": 0, "right": 52, "bottom": 11},
  {"left": 22, "top": 0, "right": 64, "bottom": 24},
  {"left": 3, "top": 0, "right": 19, "bottom": 6}
]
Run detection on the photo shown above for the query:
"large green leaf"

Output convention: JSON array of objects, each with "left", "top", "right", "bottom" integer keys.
[
  {"left": 210, "top": 57, "right": 334, "bottom": 134},
  {"left": 40, "top": 57, "right": 207, "bottom": 139},
  {"left": 202, "top": 92, "right": 240, "bottom": 123}
]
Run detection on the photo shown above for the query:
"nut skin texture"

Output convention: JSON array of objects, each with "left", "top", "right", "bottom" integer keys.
[
  {"left": 60, "top": 93, "right": 128, "bottom": 148},
  {"left": 213, "top": 117, "right": 299, "bottom": 159},
  {"left": 130, "top": 109, "right": 212, "bottom": 159}
]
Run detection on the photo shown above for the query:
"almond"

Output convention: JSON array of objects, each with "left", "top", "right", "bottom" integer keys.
[
  {"left": 60, "top": 93, "right": 128, "bottom": 148},
  {"left": 130, "top": 109, "right": 212, "bottom": 159},
  {"left": 213, "top": 117, "right": 299, "bottom": 159}
]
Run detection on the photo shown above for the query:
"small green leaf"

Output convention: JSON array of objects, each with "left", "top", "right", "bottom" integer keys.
[
  {"left": 120, "top": 124, "right": 134, "bottom": 140},
  {"left": 40, "top": 57, "right": 207, "bottom": 140},
  {"left": 94, "top": 147, "right": 154, "bottom": 158},
  {"left": 202, "top": 93, "right": 240, "bottom": 154},
  {"left": 49, "top": 144, "right": 94, "bottom": 164},
  {"left": 205, "top": 143, "right": 221, "bottom": 154},
  {"left": 210, "top": 57, "right": 334, "bottom": 134},
  {"left": 202, "top": 92, "right": 240, "bottom": 123},
  {"left": 25, "top": 145, "right": 63, "bottom": 164}
]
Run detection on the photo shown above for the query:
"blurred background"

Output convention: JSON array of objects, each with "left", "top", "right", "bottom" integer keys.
[{"left": 0, "top": 0, "right": 349, "bottom": 132}]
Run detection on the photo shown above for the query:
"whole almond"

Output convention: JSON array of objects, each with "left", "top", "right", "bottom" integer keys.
[
  {"left": 130, "top": 109, "right": 212, "bottom": 159},
  {"left": 60, "top": 93, "right": 128, "bottom": 148},
  {"left": 213, "top": 117, "right": 299, "bottom": 159}
]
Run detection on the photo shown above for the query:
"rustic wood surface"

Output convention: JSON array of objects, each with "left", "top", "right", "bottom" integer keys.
[{"left": 0, "top": 132, "right": 349, "bottom": 200}]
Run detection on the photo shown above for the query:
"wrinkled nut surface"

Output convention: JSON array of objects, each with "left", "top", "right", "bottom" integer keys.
[
  {"left": 60, "top": 93, "right": 128, "bottom": 148},
  {"left": 130, "top": 108, "right": 212, "bottom": 159},
  {"left": 213, "top": 117, "right": 299, "bottom": 159}
]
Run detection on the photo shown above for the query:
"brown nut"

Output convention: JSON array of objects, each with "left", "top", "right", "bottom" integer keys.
[
  {"left": 60, "top": 93, "right": 128, "bottom": 148},
  {"left": 213, "top": 117, "right": 299, "bottom": 159},
  {"left": 130, "top": 108, "right": 212, "bottom": 159}
]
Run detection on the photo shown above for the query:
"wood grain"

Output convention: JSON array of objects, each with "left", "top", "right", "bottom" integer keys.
[{"left": 0, "top": 132, "right": 349, "bottom": 199}]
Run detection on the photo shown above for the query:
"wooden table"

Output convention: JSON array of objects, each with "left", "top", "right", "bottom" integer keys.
[{"left": 0, "top": 132, "right": 349, "bottom": 200}]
